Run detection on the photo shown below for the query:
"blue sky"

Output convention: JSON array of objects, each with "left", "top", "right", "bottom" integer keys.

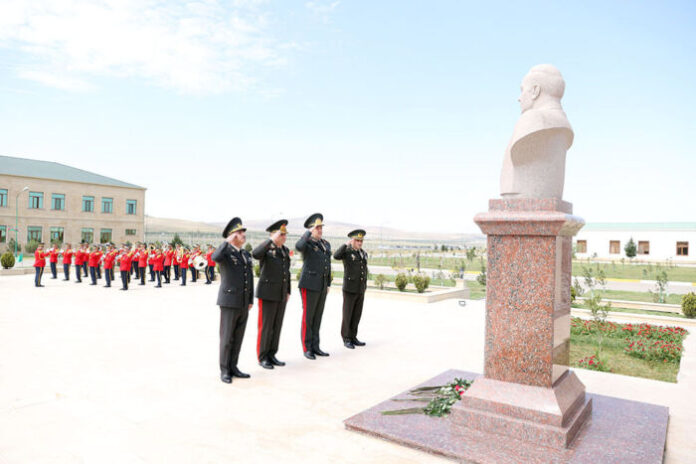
[{"left": 0, "top": 1, "right": 694, "bottom": 232}]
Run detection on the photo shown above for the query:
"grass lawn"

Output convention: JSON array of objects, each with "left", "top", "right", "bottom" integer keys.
[
  {"left": 570, "top": 334, "right": 681, "bottom": 382},
  {"left": 572, "top": 303, "right": 687, "bottom": 319},
  {"left": 591, "top": 289, "right": 684, "bottom": 305},
  {"left": 465, "top": 280, "right": 486, "bottom": 300}
]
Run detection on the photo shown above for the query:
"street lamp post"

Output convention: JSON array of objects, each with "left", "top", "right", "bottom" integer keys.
[{"left": 15, "top": 186, "right": 29, "bottom": 259}]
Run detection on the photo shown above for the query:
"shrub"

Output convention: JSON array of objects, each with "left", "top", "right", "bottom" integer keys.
[
  {"left": 244, "top": 243, "right": 252, "bottom": 252},
  {"left": 682, "top": 292, "right": 696, "bottom": 319},
  {"left": 374, "top": 274, "right": 387, "bottom": 290},
  {"left": 476, "top": 262, "right": 487, "bottom": 286},
  {"left": 1, "top": 251, "right": 15, "bottom": 269},
  {"left": 570, "top": 286, "right": 576, "bottom": 303},
  {"left": 413, "top": 274, "right": 430, "bottom": 293},
  {"left": 25, "top": 240, "right": 40, "bottom": 254},
  {"left": 624, "top": 238, "right": 637, "bottom": 259},
  {"left": 395, "top": 273, "right": 408, "bottom": 291},
  {"left": 170, "top": 233, "right": 184, "bottom": 248},
  {"left": 8, "top": 238, "right": 21, "bottom": 253},
  {"left": 254, "top": 264, "right": 260, "bottom": 277}
]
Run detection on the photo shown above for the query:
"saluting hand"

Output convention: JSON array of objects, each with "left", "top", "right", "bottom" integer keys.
[{"left": 270, "top": 230, "right": 282, "bottom": 244}]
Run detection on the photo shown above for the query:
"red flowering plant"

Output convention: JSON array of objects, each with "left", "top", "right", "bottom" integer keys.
[
  {"left": 577, "top": 354, "right": 609, "bottom": 372},
  {"left": 382, "top": 378, "right": 473, "bottom": 417}
]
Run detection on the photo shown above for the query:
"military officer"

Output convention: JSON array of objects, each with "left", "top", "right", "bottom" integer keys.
[
  {"left": 296, "top": 213, "right": 332, "bottom": 360},
  {"left": 212, "top": 217, "right": 254, "bottom": 384},
  {"left": 33, "top": 243, "right": 47, "bottom": 287},
  {"left": 333, "top": 229, "right": 369, "bottom": 349},
  {"left": 252, "top": 219, "right": 291, "bottom": 369}
]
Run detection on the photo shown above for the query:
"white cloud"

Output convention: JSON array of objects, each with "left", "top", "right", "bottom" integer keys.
[
  {"left": 305, "top": 0, "right": 340, "bottom": 23},
  {"left": 0, "top": 0, "right": 288, "bottom": 94}
]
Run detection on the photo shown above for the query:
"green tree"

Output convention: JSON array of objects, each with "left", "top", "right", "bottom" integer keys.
[
  {"left": 374, "top": 274, "right": 387, "bottom": 290},
  {"left": 650, "top": 269, "right": 669, "bottom": 304},
  {"left": 171, "top": 233, "right": 184, "bottom": 247},
  {"left": 476, "top": 262, "right": 487, "bottom": 287},
  {"left": 244, "top": 243, "right": 252, "bottom": 252},
  {"left": 624, "top": 237, "right": 637, "bottom": 259},
  {"left": 582, "top": 266, "right": 612, "bottom": 359},
  {"left": 466, "top": 247, "right": 476, "bottom": 262},
  {"left": 395, "top": 273, "right": 408, "bottom": 291}
]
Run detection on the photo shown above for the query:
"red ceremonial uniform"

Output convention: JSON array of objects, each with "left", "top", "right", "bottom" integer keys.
[
  {"left": 62, "top": 250, "right": 73, "bottom": 265},
  {"left": 180, "top": 253, "right": 190, "bottom": 268},
  {"left": 164, "top": 250, "right": 173, "bottom": 266},
  {"left": 49, "top": 249, "right": 59, "bottom": 263},
  {"left": 118, "top": 252, "right": 133, "bottom": 271},
  {"left": 104, "top": 250, "right": 117, "bottom": 269},
  {"left": 34, "top": 250, "right": 47, "bottom": 267},
  {"left": 205, "top": 250, "right": 214, "bottom": 267},
  {"left": 153, "top": 252, "right": 164, "bottom": 272},
  {"left": 88, "top": 251, "right": 102, "bottom": 267},
  {"left": 138, "top": 249, "right": 148, "bottom": 268},
  {"left": 74, "top": 249, "right": 84, "bottom": 266}
]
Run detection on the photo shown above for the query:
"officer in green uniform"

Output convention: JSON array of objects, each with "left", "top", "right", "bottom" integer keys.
[
  {"left": 296, "top": 213, "right": 332, "bottom": 360},
  {"left": 333, "top": 229, "right": 368, "bottom": 349},
  {"left": 252, "top": 219, "right": 291, "bottom": 369},
  {"left": 212, "top": 217, "right": 254, "bottom": 384}
]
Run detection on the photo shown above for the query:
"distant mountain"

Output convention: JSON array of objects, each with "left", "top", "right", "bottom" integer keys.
[{"left": 146, "top": 215, "right": 483, "bottom": 244}]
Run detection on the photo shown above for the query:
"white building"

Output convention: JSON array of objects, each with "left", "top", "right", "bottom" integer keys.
[{"left": 574, "top": 223, "right": 695, "bottom": 263}]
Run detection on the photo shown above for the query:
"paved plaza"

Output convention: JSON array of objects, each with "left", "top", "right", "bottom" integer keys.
[{"left": 1, "top": 274, "right": 695, "bottom": 463}]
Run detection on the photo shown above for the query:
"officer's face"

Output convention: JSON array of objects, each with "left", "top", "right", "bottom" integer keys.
[
  {"left": 351, "top": 238, "right": 363, "bottom": 250},
  {"left": 230, "top": 230, "right": 246, "bottom": 247},
  {"left": 311, "top": 225, "right": 323, "bottom": 240},
  {"left": 277, "top": 232, "right": 287, "bottom": 247}
]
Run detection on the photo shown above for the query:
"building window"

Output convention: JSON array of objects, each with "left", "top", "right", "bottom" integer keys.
[
  {"left": 102, "top": 197, "right": 113, "bottom": 213},
  {"left": 609, "top": 240, "right": 620, "bottom": 254},
  {"left": 27, "top": 226, "right": 42, "bottom": 242},
  {"left": 576, "top": 240, "right": 587, "bottom": 253},
  {"left": 100, "top": 229, "right": 112, "bottom": 243},
  {"left": 126, "top": 199, "right": 137, "bottom": 215},
  {"left": 50, "top": 227, "right": 64, "bottom": 243},
  {"left": 52, "top": 193, "right": 65, "bottom": 211},
  {"left": 125, "top": 229, "right": 136, "bottom": 236},
  {"left": 28, "top": 192, "right": 44, "bottom": 209},
  {"left": 677, "top": 242, "right": 689, "bottom": 257},
  {"left": 0, "top": 188, "right": 7, "bottom": 207},
  {"left": 82, "top": 196, "right": 94, "bottom": 212},
  {"left": 0, "top": 225, "right": 6, "bottom": 243},
  {"left": 638, "top": 241, "right": 650, "bottom": 255},
  {"left": 81, "top": 228, "right": 94, "bottom": 243}
]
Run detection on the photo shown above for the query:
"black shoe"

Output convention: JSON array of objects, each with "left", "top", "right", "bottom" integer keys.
[
  {"left": 62, "top": 279, "right": 69, "bottom": 281},
  {"left": 352, "top": 339, "right": 366, "bottom": 346},
  {"left": 344, "top": 340, "right": 355, "bottom": 349},
  {"left": 119, "top": 288, "right": 127, "bottom": 291},
  {"left": 35, "top": 284, "right": 45, "bottom": 287},
  {"left": 304, "top": 351, "right": 316, "bottom": 360},
  {"left": 269, "top": 355, "right": 285, "bottom": 367},
  {"left": 231, "top": 367, "right": 250, "bottom": 378},
  {"left": 103, "top": 285, "right": 111, "bottom": 288},
  {"left": 313, "top": 348, "right": 329, "bottom": 357},
  {"left": 221, "top": 372, "right": 232, "bottom": 384},
  {"left": 51, "top": 277, "right": 57, "bottom": 279},
  {"left": 155, "top": 285, "right": 162, "bottom": 288},
  {"left": 89, "top": 283, "right": 96, "bottom": 286},
  {"left": 259, "top": 359, "right": 274, "bottom": 369},
  {"left": 138, "top": 283, "right": 145, "bottom": 286},
  {"left": 205, "top": 282, "right": 211, "bottom": 285}
]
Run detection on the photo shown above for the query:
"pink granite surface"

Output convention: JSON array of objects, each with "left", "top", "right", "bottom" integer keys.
[{"left": 344, "top": 370, "right": 668, "bottom": 464}]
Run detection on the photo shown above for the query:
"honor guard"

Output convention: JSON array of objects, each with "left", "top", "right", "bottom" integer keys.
[
  {"left": 173, "top": 244, "right": 181, "bottom": 280},
  {"left": 118, "top": 245, "right": 134, "bottom": 290},
  {"left": 204, "top": 245, "right": 215, "bottom": 284},
  {"left": 296, "top": 213, "right": 332, "bottom": 359},
  {"left": 48, "top": 244, "right": 59, "bottom": 279},
  {"left": 34, "top": 243, "right": 47, "bottom": 287},
  {"left": 334, "top": 229, "right": 368, "bottom": 349},
  {"left": 179, "top": 248, "right": 190, "bottom": 286},
  {"left": 252, "top": 220, "right": 291, "bottom": 369},
  {"left": 213, "top": 217, "right": 254, "bottom": 384},
  {"left": 103, "top": 244, "right": 117, "bottom": 288},
  {"left": 148, "top": 245, "right": 156, "bottom": 281},
  {"left": 190, "top": 245, "right": 201, "bottom": 283},
  {"left": 73, "top": 244, "right": 84, "bottom": 283},
  {"left": 138, "top": 244, "right": 148, "bottom": 285},
  {"left": 61, "top": 244, "right": 73, "bottom": 281},
  {"left": 163, "top": 244, "right": 173, "bottom": 284},
  {"left": 153, "top": 247, "right": 164, "bottom": 287},
  {"left": 80, "top": 242, "right": 89, "bottom": 278}
]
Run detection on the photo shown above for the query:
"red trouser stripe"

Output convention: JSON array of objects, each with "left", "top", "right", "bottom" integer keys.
[
  {"left": 301, "top": 288, "right": 308, "bottom": 352},
  {"left": 257, "top": 299, "right": 263, "bottom": 359}
]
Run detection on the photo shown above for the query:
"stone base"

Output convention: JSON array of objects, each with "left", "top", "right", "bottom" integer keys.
[
  {"left": 451, "top": 372, "right": 591, "bottom": 448},
  {"left": 344, "top": 370, "right": 668, "bottom": 464}
]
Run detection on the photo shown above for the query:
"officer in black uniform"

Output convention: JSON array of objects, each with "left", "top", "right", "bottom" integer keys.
[
  {"left": 333, "top": 229, "right": 368, "bottom": 349},
  {"left": 296, "top": 213, "right": 332, "bottom": 360},
  {"left": 252, "top": 219, "right": 292, "bottom": 369},
  {"left": 212, "top": 217, "right": 254, "bottom": 384}
]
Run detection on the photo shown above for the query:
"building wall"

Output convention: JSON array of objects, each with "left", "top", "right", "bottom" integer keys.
[
  {"left": 0, "top": 174, "right": 145, "bottom": 248},
  {"left": 574, "top": 229, "right": 696, "bottom": 262}
]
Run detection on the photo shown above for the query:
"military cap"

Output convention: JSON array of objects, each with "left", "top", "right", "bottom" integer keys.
[
  {"left": 303, "top": 213, "right": 324, "bottom": 229},
  {"left": 222, "top": 217, "right": 246, "bottom": 237},
  {"left": 267, "top": 219, "right": 289, "bottom": 234},
  {"left": 348, "top": 229, "right": 366, "bottom": 240}
]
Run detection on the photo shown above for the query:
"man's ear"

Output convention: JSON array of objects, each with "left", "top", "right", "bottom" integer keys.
[{"left": 531, "top": 84, "right": 541, "bottom": 99}]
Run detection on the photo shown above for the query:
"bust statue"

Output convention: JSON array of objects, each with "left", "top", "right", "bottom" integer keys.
[{"left": 500, "top": 64, "right": 574, "bottom": 199}]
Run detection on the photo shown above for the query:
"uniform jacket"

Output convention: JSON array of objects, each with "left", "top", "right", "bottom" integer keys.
[
  {"left": 62, "top": 250, "right": 73, "bottom": 265},
  {"left": 118, "top": 252, "right": 133, "bottom": 271},
  {"left": 88, "top": 251, "right": 102, "bottom": 267},
  {"left": 295, "top": 231, "right": 332, "bottom": 292},
  {"left": 104, "top": 251, "right": 117, "bottom": 269},
  {"left": 212, "top": 241, "right": 254, "bottom": 309},
  {"left": 252, "top": 239, "right": 291, "bottom": 302},
  {"left": 138, "top": 250, "right": 148, "bottom": 267},
  {"left": 164, "top": 250, "right": 173, "bottom": 266},
  {"left": 333, "top": 244, "right": 369, "bottom": 294},
  {"left": 74, "top": 250, "right": 84, "bottom": 266},
  {"left": 34, "top": 250, "right": 47, "bottom": 267},
  {"left": 48, "top": 249, "right": 59, "bottom": 263},
  {"left": 153, "top": 253, "right": 164, "bottom": 272}
]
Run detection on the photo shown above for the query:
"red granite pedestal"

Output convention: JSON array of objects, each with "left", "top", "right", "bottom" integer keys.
[{"left": 450, "top": 198, "right": 590, "bottom": 448}]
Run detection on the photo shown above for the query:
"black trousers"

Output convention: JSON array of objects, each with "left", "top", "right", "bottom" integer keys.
[
  {"left": 140, "top": 266, "right": 146, "bottom": 284},
  {"left": 341, "top": 290, "right": 365, "bottom": 341},
  {"left": 205, "top": 265, "right": 215, "bottom": 283},
  {"left": 133, "top": 265, "right": 139, "bottom": 278},
  {"left": 257, "top": 298, "right": 287, "bottom": 361},
  {"left": 219, "top": 306, "right": 249, "bottom": 372},
  {"left": 164, "top": 265, "right": 171, "bottom": 283},
  {"left": 63, "top": 263, "right": 70, "bottom": 280},
  {"left": 180, "top": 268, "right": 187, "bottom": 285},
  {"left": 34, "top": 266, "right": 44, "bottom": 286},
  {"left": 90, "top": 266, "right": 98, "bottom": 284},
  {"left": 97, "top": 265, "right": 102, "bottom": 279},
  {"left": 50, "top": 262, "right": 57, "bottom": 278},
  {"left": 174, "top": 264, "right": 180, "bottom": 280},
  {"left": 149, "top": 264, "right": 155, "bottom": 281},
  {"left": 155, "top": 270, "right": 162, "bottom": 287},
  {"left": 105, "top": 267, "right": 113, "bottom": 287},
  {"left": 121, "top": 270, "right": 129, "bottom": 289},
  {"left": 82, "top": 262, "right": 88, "bottom": 277},
  {"left": 75, "top": 264, "right": 82, "bottom": 282},
  {"left": 190, "top": 266, "right": 197, "bottom": 282},
  {"left": 300, "top": 286, "right": 328, "bottom": 353}
]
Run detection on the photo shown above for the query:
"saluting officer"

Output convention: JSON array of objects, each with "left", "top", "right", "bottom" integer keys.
[
  {"left": 296, "top": 213, "right": 332, "bottom": 360},
  {"left": 334, "top": 229, "right": 368, "bottom": 349},
  {"left": 212, "top": 217, "right": 254, "bottom": 384},
  {"left": 252, "top": 220, "right": 291, "bottom": 369}
]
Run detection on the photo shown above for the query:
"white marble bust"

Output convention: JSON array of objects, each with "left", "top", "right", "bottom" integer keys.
[{"left": 500, "top": 64, "right": 574, "bottom": 199}]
